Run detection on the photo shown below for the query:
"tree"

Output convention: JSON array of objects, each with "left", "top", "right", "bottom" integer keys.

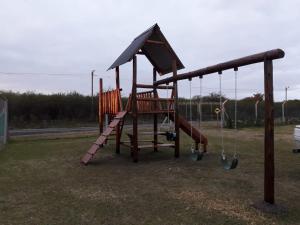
[{"left": 193, "top": 92, "right": 226, "bottom": 102}]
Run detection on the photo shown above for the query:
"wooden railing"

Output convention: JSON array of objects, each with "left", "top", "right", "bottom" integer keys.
[
  {"left": 126, "top": 90, "right": 175, "bottom": 113},
  {"left": 100, "top": 88, "right": 122, "bottom": 115}
]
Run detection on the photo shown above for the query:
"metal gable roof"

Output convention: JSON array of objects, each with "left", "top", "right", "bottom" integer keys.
[{"left": 107, "top": 24, "right": 184, "bottom": 75}]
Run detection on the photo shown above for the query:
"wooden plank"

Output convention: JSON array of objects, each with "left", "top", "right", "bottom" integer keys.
[
  {"left": 115, "top": 111, "right": 127, "bottom": 119},
  {"left": 81, "top": 153, "right": 93, "bottom": 165},
  {"left": 136, "top": 84, "right": 174, "bottom": 89},
  {"left": 132, "top": 55, "right": 138, "bottom": 162},
  {"left": 87, "top": 144, "right": 99, "bottom": 155},
  {"left": 115, "top": 66, "right": 121, "bottom": 154},
  {"left": 136, "top": 90, "right": 153, "bottom": 95},
  {"left": 153, "top": 68, "right": 158, "bottom": 152},
  {"left": 102, "top": 127, "right": 114, "bottom": 136},
  {"left": 146, "top": 39, "right": 165, "bottom": 45},
  {"left": 264, "top": 59, "right": 274, "bottom": 204},
  {"left": 95, "top": 135, "right": 107, "bottom": 145},
  {"left": 109, "top": 119, "right": 120, "bottom": 128},
  {"left": 99, "top": 78, "right": 103, "bottom": 134},
  {"left": 173, "top": 60, "right": 180, "bottom": 158}
]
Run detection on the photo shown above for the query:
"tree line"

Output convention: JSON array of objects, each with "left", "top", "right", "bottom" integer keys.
[{"left": 0, "top": 91, "right": 299, "bottom": 128}]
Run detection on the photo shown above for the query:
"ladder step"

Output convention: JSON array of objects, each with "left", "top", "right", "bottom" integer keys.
[
  {"left": 95, "top": 135, "right": 107, "bottom": 145},
  {"left": 81, "top": 153, "right": 93, "bottom": 165},
  {"left": 115, "top": 111, "right": 127, "bottom": 119},
  {"left": 87, "top": 145, "right": 99, "bottom": 155},
  {"left": 102, "top": 127, "right": 114, "bottom": 136},
  {"left": 109, "top": 119, "right": 120, "bottom": 128}
]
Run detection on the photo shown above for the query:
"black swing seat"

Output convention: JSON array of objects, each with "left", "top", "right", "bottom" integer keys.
[
  {"left": 165, "top": 131, "right": 176, "bottom": 141},
  {"left": 221, "top": 155, "right": 238, "bottom": 170},
  {"left": 293, "top": 149, "right": 300, "bottom": 153}
]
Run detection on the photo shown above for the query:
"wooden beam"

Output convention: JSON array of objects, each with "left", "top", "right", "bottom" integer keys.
[
  {"left": 153, "top": 68, "right": 158, "bottom": 152},
  {"left": 99, "top": 78, "right": 104, "bottom": 134},
  {"left": 136, "top": 84, "right": 174, "bottom": 89},
  {"left": 115, "top": 66, "right": 121, "bottom": 154},
  {"left": 154, "top": 49, "right": 285, "bottom": 86},
  {"left": 264, "top": 59, "right": 275, "bottom": 204},
  {"left": 146, "top": 40, "right": 165, "bottom": 45},
  {"left": 132, "top": 55, "right": 138, "bottom": 162},
  {"left": 173, "top": 60, "right": 180, "bottom": 158}
]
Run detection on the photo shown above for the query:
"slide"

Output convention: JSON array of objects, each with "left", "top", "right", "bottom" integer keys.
[
  {"left": 81, "top": 111, "right": 127, "bottom": 165},
  {"left": 170, "top": 114, "right": 208, "bottom": 151}
]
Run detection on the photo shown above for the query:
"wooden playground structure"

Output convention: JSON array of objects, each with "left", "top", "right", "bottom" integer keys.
[
  {"left": 81, "top": 24, "right": 285, "bottom": 205},
  {"left": 81, "top": 24, "right": 208, "bottom": 165}
]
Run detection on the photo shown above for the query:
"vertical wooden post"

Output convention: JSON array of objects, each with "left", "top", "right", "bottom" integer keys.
[
  {"left": 264, "top": 59, "right": 274, "bottom": 204},
  {"left": 115, "top": 66, "right": 121, "bottom": 154},
  {"left": 173, "top": 60, "right": 180, "bottom": 158},
  {"left": 153, "top": 68, "right": 158, "bottom": 152},
  {"left": 99, "top": 78, "right": 104, "bottom": 134},
  {"left": 132, "top": 56, "right": 138, "bottom": 162}
]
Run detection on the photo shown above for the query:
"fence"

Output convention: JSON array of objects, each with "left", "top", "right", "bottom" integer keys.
[{"left": 0, "top": 96, "right": 8, "bottom": 147}]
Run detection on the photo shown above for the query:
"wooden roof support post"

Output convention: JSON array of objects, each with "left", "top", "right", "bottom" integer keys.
[
  {"left": 132, "top": 55, "right": 139, "bottom": 162},
  {"left": 173, "top": 60, "right": 180, "bottom": 158},
  {"left": 153, "top": 68, "right": 158, "bottom": 152},
  {"left": 99, "top": 78, "right": 104, "bottom": 134},
  {"left": 115, "top": 66, "right": 121, "bottom": 154},
  {"left": 264, "top": 59, "right": 275, "bottom": 204}
]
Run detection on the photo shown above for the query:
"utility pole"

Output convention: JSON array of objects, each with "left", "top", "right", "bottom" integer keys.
[
  {"left": 91, "top": 70, "right": 95, "bottom": 119},
  {"left": 282, "top": 86, "right": 289, "bottom": 123}
]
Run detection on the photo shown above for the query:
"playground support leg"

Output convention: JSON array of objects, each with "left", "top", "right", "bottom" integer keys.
[
  {"left": 115, "top": 66, "right": 120, "bottom": 154},
  {"left": 264, "top": 59, "right": 274, "bottom": 204},
  {"left": 153, "top": 68, "right": 158, "bottom": 152},
  {"left": 132, "top": 55, "right": 138, "bottom": 162},
  {"left": 173, "top": 60, "right": 180, "bottom": 158},
  {"left": 195, "top": 142, "right": 199, "bottom": 151},
  {"left": 99, "top": 79, "right": 104, "bottom": 134}
]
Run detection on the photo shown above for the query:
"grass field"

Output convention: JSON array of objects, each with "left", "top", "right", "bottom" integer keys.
[{"left": 0, "top": 124, "right": 299, "bottom": 225}]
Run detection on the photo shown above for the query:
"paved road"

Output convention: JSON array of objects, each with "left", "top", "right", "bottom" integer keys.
[
  {"left": 10, "top": 127, "right": 99, "bottom": 137},
  {"left": 9, "top": 124, "right": 157, "bottom": 137}
]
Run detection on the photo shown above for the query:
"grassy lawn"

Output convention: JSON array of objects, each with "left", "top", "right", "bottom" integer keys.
[{"left": 0, "top": 125, "right": 299, "bottom": 225}]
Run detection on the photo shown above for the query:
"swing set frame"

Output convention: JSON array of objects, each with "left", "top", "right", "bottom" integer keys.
[{"left": 154, "top": 48, "right": 285, "bottom": 205}]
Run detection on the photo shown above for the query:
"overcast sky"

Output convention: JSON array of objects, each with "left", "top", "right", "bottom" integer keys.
[{"left": 0, "top": 0, "right": 299, "bottom": 101}]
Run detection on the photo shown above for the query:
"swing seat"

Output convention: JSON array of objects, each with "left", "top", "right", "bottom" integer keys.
[
  {"left": 166, "top": 131, "right": 176, "bottom": 141},
  {"left": 221, "top": 155, "right": 238, "bottom": 170},
  {"left": 292, "top": 149, "right": 300, "bottom": 153}
]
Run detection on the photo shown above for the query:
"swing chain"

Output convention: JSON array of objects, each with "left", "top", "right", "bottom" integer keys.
[
  {"left": 234, "top": 68, "right": 238, "bottom": 158},
  {"left": 199, "top": 76, "right": 202, "bottom": 152},
  {"left": 219, "top": 72, "right": 225, "bottom": 157}
]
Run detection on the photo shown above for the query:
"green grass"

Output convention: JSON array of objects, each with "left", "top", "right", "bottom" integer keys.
[{"left": 0, "top": 125, "right": 299, "bottom": 225}]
